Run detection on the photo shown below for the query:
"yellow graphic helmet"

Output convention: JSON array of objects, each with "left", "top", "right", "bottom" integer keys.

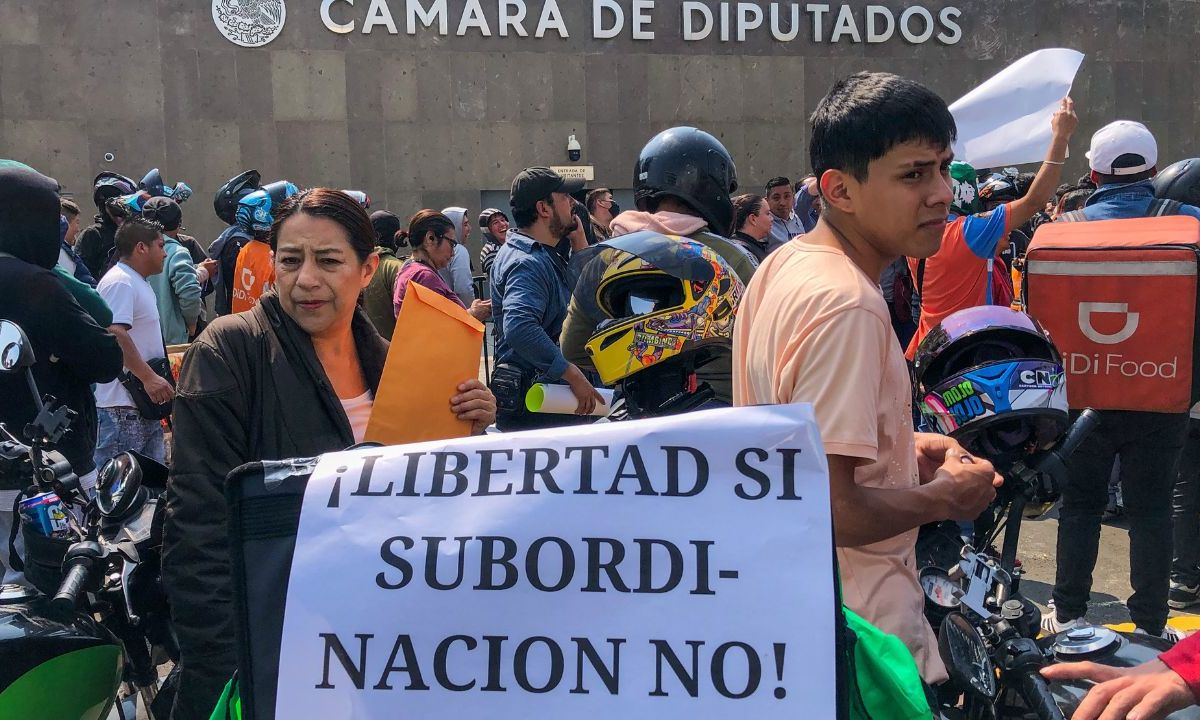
[{"left": 580, "top": 231, "right": 743, "bottom": 386}]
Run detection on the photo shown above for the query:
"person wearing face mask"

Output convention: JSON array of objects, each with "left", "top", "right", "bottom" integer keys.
[
  {"left": 162, "top": 189, "right": 497, "bottom": 719},
  {"left": 585, "top": 188, "right": 619, "bottom": 242},
  {"left": 393, "top": 209, "right": 491, "bottom": 322},
  {"left": 478, "top": 208, "right": 510, "bottom": 276},
  {"left": 438, "top": 207, "right": 477, "bottom": 307}
]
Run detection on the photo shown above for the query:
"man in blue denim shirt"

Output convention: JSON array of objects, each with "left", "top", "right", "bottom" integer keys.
[
  {"left": 490, "top": 167, "right": 604, "bottom": 430},
  {"left": 1046, "top": 120, "right": 1200, "bottom": 643}
]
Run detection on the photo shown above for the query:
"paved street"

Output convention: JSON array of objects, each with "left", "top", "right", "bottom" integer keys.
[{"left": 1019, "top": 507, "right": 1200, "bottom": 632}]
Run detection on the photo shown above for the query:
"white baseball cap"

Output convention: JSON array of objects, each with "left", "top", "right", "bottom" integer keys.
[{"left": 1086, "top": 121, "right": 1158, "bottom": 175}]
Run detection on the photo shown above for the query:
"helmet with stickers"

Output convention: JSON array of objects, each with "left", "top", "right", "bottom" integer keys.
[{"left": 914, "top": 305, "right": 1068, "bottom": 467}]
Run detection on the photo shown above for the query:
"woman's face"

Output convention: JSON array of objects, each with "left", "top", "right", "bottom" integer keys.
[
  {"left": 274, "top": 213, "right": 378, "bottom": 339},
  {"left": 423, "top": 229, "right": 456, "bottom": 269}
]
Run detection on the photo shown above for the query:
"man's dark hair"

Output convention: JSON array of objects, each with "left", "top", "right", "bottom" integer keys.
[
  {"left": 810, "top": 71, "right": 956, "bottom": 183},
  {"left": 585, "top": 188, "right": 612, "bottom": 214},
  {"left": 1095, "top": 166, "right": 1157, "bottom": 187},
  {"left": 732, "top": 194, "right": 766, "bottom": 235},
  {"left": 1059, "top": 188, "right": 1094, "bottom": 213},
  {"left": 513, "top": 195, "right": 552, "bottom": 229},
  {"left": 60, "top": 198, "right": 81, "bottom": 218},
  {"left": 114, "top": 216, "right": 162, "bottom": 259},
  {"left": 765, "top": 177, "right": 791, "bottom": 194},
  {"left": 1014, "top": 173, "right": 1035, "bottom": 198}
]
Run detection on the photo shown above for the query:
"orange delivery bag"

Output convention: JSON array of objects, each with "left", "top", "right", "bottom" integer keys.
[{"left": 1024, "top": 215, "right": 1200, "bottom": 413}]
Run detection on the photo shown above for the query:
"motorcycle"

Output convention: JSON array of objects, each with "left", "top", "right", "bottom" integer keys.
[
  {"left": 918, "top": 409, "right": 1200, "bottom": 719},
  {"left": 0, "top": 319, "right": 176, "bottom": 719}
]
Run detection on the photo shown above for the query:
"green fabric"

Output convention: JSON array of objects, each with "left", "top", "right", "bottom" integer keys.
[
  {"left": 209, "top": 677, "right": 242, "bottom": 720},
  {"left": 362, "top": 246, "right": 404, "bottom": 341},
  {"left": 54, "top": 266, "right": 113, "bottom": 326},
  {"left": 147, "top": 234, "right": 203, "bottom": 344},
  {"left": 950, "top": 161, "right": 982, "bottom": 216},
  {"left": 844, "top": 607, "right": 933, "bottom": 720}
]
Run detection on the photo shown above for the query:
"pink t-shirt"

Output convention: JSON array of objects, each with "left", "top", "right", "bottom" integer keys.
[
  {"left": 733, "top": 237, "right": 946, "bottom": 683},
  {"left": 392, "top": 260, "right": 464, "bottom": 318}
]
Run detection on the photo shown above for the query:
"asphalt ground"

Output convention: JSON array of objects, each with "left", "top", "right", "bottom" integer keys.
[{"left": 1017, "top": 506, "right": 1200, "bottom": 633}]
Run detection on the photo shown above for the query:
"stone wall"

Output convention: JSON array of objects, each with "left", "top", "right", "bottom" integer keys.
[{"left": 1, "top": 0, "right": 1197, "bottom": 253}]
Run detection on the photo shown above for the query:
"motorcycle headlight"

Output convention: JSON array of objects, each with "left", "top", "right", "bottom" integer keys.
[{"left": 939, "top": 613, "right": 997, "bottom": 700}]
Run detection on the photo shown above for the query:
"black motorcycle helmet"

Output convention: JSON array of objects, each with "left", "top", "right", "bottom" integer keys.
[
  {"left": 214, "top": 169, "right": 262, "bottom": 225},
  {"left": 633, "top": 127, "right": 737, "bottom": 237},
  {"left": 92, "top": 172, "right": 136, "bottom": 212},
  {"left": 1153, "top": 158, "right": 1200, "bottom": 207}
]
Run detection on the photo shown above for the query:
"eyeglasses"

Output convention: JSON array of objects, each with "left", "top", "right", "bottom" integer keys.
[{"left": 438, "top": 233, "right": 458, "bottom": 246}]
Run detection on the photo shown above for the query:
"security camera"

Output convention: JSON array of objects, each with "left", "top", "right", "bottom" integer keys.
[{"left": 567, "top": 134, "right": 581, "bottom": 163}]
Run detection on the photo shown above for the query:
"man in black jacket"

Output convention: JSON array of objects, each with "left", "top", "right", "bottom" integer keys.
[
  {"left": 0, "top": 161, "right": 123, "bottom": 581},
  {"left": 76, "top": 172, "right": 136, "bottom": 278}
]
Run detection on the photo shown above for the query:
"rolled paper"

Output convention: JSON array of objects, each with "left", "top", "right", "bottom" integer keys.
[{"left": 525, "top": 383, "right": 614, "bottom": 417}]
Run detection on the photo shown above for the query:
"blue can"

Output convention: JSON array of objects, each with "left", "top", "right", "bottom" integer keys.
[{"left": 18, "top": 492, "right": 68, "bottom": 536}]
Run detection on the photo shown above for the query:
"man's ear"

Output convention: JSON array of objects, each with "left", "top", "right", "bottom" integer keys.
[
  {"left": 819, "top": 169, "right": 857, "bottom": 214},
  {"left": 1089, "top": 170, "right": 1100, "bottom": 186}
]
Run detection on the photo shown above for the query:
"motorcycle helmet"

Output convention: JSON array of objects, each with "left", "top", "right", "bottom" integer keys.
[
  {"left": 235, "top": 180, "right": 298, "bottom": 236},
  {"left": 580, "top": 232, "right": 742, "bottom": 414},
  {"left": 138, "top": 168, "right": 193, "bottom": 204},
  {"left": 1153, "top": 158, "right": 1200, "bottom": 207},
  {"left": 214, "top": 169, "right": 262, "bottom": 225},
  {"left": 633, "top": 127, "right": 738, "bottom": 237},
  {"left": 914, "top": 305, "right": 1068, "bottom": 467},
  {"left": 342, "top": 190, "right": 371, "bottom": 208},
  {"left": 115, "top": 190, "right": 153, "bottom": 215},
  {"left": 978, "top": 173, "right": 1019, "bottom": 206},
  {"left": 92, "top": 172, "right": 136, "bottom": 212}
]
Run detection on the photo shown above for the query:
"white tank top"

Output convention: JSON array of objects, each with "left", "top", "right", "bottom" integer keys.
[{"left": 339, "top": 390, "right": 374, "bottom": 445}]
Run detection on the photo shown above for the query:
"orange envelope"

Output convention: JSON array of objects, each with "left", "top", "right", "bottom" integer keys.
[{"left": 365, "top": 282, "right": 485, "bottom": 445}]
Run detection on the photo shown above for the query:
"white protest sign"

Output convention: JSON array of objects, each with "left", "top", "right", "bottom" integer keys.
[
  {"left": 950, "top": 48, "right": 1084, "bottom": 168},
  {"left": 275, "top": 404, "right": 836, "bottom": 718}
]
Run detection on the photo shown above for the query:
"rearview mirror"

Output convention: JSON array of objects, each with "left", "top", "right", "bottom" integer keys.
[{"left": 0, "top": 320, "right": 35, "bottom": 373}]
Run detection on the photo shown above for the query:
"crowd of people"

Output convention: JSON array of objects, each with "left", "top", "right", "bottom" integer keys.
[{"left": 3, "top": 67, "right": 1200, "bottom": 718}]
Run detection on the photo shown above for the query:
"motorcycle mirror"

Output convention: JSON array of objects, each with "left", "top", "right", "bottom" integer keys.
[
  {"left": 0, "top": 320, "right": 35, "bottom": 373},
  {"left": 95, "top": 452, "right": 146, "bottom": 519}
]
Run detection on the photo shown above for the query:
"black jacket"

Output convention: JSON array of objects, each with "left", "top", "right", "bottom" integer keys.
[
  {"left": 76, "top": 215, "right": 119, "bottom": 279},
  {"left": 161, "top": 293, "right": 388, "bottom": 719},
  {"left": 0, "top": 168, "right": 122, "bottom": 479},
  {"left": 732, "top": 230, "right": 771, "bottom": 264},
  {"left": 209, "top": 224, "right": 252, "bottom": 316}
]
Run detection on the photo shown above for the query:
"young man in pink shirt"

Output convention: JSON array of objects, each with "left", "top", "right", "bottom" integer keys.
[{"left": 733, "top": 71, "right": 1001, "bottom": 684}]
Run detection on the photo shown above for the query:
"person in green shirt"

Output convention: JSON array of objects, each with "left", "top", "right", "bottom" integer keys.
[{"left": 362, "top": 210, "right": 405, "bottom": 340}]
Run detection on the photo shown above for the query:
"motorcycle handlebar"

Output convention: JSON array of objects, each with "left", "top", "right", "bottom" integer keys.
[
  {"left": 1016, "top": 666, "right": 1067, "bottom": 720},
  {"left": 50, "top": 562, "right": 91, "bottom": 613},
  {"left": 1056, "top": 409, "right": 1101, "bottom": 460}
]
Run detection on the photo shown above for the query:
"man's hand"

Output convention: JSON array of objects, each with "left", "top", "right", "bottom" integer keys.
[
  {"left": 1052, "top": 97, "right": 1079, "bottom": 141},
  {"left": 926, "top": 444, "right": 999, "bottom": 520},
  {"left": 451, "top": 379, "right": 497, "bottom": 435},
  {"left": 803, "top": 176, "right": 820, "bottom": 197},
  {"left": 468, "top": 299, "right": 492, "bottom": 322},
  {"left": 915, "top": 433, "right": 1004, "bottom": 488},
  {"left": 1041, "top": 659, "right": 1196, "bottom": 720},
  {"left": 139, "top": 372, "right": 175, "bottom": 405},
  {"left": 563, "top": 363, "right": 604, "bottom": 416}
]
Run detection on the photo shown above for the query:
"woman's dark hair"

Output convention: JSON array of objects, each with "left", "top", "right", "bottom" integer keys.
[
  {"left": 270, "top": 188, "right": 375, "bottom": 262},
  {"left": 731, "top": 194, "right": 765, "bottom": 234},
  {"left": 407, "top": 209, "right": 455, "bottom": 253},
  {"left": 393, "top": 229, "right": 409, "bottom": 248},
  {"left": 810, "top": 71, "right": 956, "bottom": 183}
]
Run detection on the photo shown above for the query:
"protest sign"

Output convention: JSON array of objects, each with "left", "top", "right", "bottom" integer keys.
[
  {"left": 275, "top": 404, "right": 836, "bottom": 718},
  {"left": 950, "top": 48, "right": 1084, "bottom": 168}
]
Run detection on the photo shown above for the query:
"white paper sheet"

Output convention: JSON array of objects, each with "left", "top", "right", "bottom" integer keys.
[{"left": 950, "top": 49, "right": 1085, "bottom": 168}]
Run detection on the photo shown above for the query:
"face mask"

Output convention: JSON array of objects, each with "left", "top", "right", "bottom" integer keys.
[{"left": 609, "top": 201, "right": 621, "bottom": 216}]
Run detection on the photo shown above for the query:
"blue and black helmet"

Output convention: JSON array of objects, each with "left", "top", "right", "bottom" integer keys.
[{"left": 235, "top": 180, "right": 299, "bottom": 235}]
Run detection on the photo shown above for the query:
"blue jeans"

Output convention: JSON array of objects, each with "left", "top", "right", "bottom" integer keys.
[{"left": 94, "top": 407, "right": 165, "bottom": 471}]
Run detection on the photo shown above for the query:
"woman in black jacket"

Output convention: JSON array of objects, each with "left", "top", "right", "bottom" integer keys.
[{"left": 162, "top": 188, "right": 497, "bottom": 719}]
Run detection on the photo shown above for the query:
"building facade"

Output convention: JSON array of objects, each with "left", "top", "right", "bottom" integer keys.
[{"left": 1, "top": 0, "right": 1194, "bottom": 254}]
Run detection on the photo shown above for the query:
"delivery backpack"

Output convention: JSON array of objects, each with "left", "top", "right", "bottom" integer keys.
[
  {"left": 217, "top": 459, "right": 929, "bottom": 720},
  {"left": 1024, "top": 206, "right": 1200, "bottom": 413}
]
